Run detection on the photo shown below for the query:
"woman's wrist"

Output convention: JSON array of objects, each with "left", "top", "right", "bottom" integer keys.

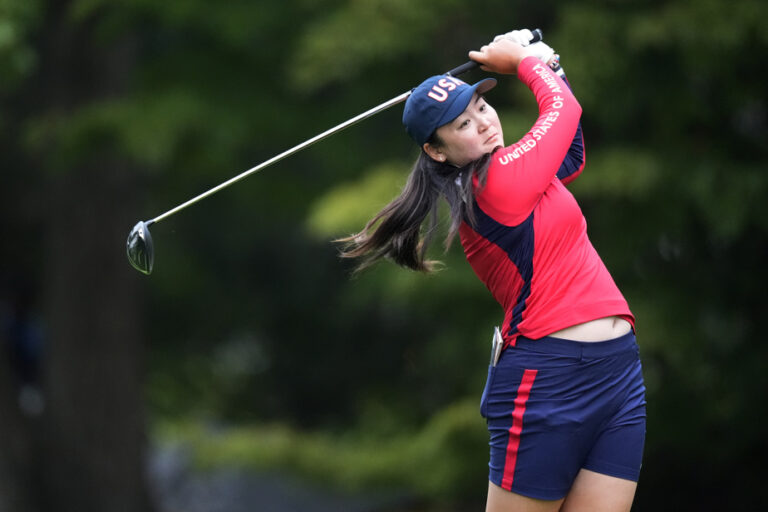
[{"left": 546, "top": 54, "right": 565, "bottom": 76}]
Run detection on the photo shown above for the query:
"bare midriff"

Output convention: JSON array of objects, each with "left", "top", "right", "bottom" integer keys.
[{"left": 548, "top": 316, "right": 632, "bottom": 342}]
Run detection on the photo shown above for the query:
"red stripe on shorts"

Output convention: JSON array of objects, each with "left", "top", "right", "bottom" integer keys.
[{"left": 501, "top": 368, "right": 538, "bottom": 490}]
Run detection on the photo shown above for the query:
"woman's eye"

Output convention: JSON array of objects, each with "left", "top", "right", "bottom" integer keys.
[{"left": 459, "top": 119, "right": 470, "bottom": 129}]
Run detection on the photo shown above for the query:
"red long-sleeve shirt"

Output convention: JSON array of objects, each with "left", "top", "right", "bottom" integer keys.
[{"left": 460, "top": 56, "right": 634, "bottom": 348}]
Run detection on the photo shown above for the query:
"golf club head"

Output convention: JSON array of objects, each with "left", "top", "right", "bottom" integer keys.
[{"left": 126, "top": 221, "right": 154, "bottom": 275}]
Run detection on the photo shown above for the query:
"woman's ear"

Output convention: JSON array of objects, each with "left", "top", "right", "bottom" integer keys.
[{"left": 423, "top": 143, "right": 446, "bottom": 163}]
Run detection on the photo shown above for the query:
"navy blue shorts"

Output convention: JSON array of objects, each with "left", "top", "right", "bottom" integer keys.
[{"left": 480, "top": 331, "right": 646, "bottom": 500}]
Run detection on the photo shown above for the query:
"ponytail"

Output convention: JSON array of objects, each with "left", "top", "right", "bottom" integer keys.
[{"left": 337, "top": 148, "right": 491, "bottom": 273}]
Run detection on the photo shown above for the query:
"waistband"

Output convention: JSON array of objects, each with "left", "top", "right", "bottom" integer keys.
[{"left": 513, "top": 330, "right": 637, "bottom": 358}]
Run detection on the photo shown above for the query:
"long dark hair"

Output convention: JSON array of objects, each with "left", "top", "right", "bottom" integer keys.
[{"left": 337, "top": 137, "right": 492, "bottom": 272}]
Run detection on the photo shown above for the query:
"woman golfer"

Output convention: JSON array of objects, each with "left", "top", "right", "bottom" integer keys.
[{"left": 340, "top": 33, "right": 646, "bottom": 511}]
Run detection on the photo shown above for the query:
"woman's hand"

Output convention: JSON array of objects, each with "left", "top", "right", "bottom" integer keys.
[{"left": 468, "top": 39, "right": 536, "bottom": 75}]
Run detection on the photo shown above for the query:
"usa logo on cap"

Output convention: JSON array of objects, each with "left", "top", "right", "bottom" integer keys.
[{"left": 426, "top": 76, "right": 465, "bottom": 102}]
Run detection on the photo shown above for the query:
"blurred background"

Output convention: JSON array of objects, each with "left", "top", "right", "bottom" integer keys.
[{"left": 1, "top": 0, "right": 766, "bottom": 510}]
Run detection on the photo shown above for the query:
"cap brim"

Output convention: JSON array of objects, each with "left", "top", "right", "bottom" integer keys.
[{"left": 475, "top": 77, "right": 497, "bottom": 95}]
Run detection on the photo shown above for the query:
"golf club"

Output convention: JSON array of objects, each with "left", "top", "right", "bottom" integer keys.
[{"left": 127, "top": 29, "right": 543, "bottom": 275}]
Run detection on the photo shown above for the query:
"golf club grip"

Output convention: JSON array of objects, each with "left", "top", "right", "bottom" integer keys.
[{"left": 446, "top": 28, "right": 543, "bottom": 77}]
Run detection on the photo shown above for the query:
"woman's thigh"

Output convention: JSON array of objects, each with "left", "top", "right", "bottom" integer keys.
[
  {"left": 486, "top": 481, "right": 564, "bottom": 512},
  {"left": 560, "top": 469, "right": 637, "bottom": 512},
  {"left": 486, "top": 470, "right": 637, "bottom": 512}
]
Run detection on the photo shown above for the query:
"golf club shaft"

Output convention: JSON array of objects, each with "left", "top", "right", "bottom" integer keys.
[
  {"left": 150, "top": 90, "right": 411, "bottom": 225},
  {"left": 148, "top": 29, "right": 543, "bottom": 226}
]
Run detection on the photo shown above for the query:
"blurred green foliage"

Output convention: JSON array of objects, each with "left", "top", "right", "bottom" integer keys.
[
  {"left": 1, "top": 0, "right": 767, "bottom": 509},
  {"left": 159, "top": 398, "right": 488, "bottom": 503}
]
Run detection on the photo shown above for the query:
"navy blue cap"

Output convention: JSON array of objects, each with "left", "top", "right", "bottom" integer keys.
[{"left": 402, "top": 75, "right": 497, "bottom": 145}]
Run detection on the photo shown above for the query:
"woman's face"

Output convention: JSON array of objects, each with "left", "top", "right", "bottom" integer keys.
[{"left": 425, "top": 94, "right": 504, "bottom": 167}]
